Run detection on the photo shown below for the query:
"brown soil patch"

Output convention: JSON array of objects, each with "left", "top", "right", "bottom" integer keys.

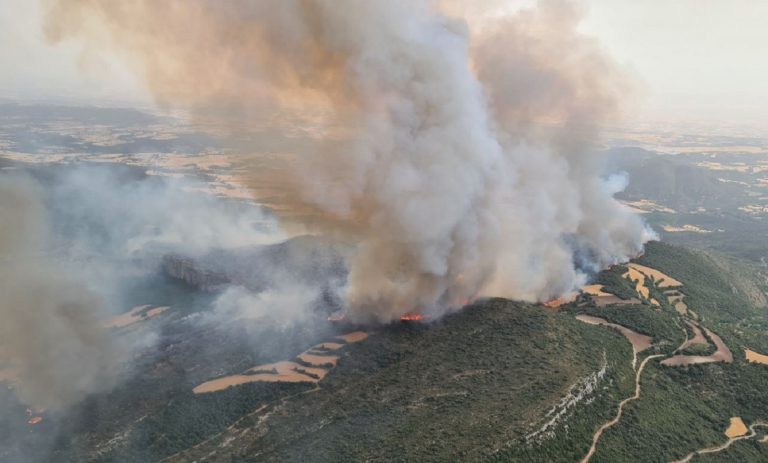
[
  {"left": 103, "top": 305, "right": 150, "bottom": 328},
  {"left": 672, "top": 421, "right": 768, "bottom": 463},
  {"left": 336, "top": 331, "right": 369, "bottom": 343},
  {"left": 193, "top": 361, "right": 325, "bottom": 394},
  {"left": 662, "top": 326, "right": 733, "bottom": 366},
  {"left": 679, "top": 321, "right": 707, "bottom": 350},
  {"left": 745, "top": 349, "right": 768, "bottom": 365},
  {"left": 194, "top": 332, "right": 371, "bottom": 394},
  {"left": 576, "top": 315, "right": 653, "bottom": 353},
  {"left": 623, "top": 267, "right": 650, "bottom": 299},
  {"left": 582, "top": 285, "right": 612, "bottom": 297},
  {"left": 248, "top": 360, "right": 329, "bottom": 380},
  {"left": 104, "top": 305, "right": 170, "bottom": 329},
  {"left": 146, "top": 306, "right": 170, "bottom": 317},
  {"left": 673, "top": 300, "right": 688, "bottom": 315},
  {"left": 193, "top": 372, "right": 310, "bottom": 394},
  {"left": 311, "top": 342, "right": 345, "bottom": 351},
  {"left": 725, "top": 417, "right": 749, "bottom": 438},
  {"left": 665, "top": 290, "right": 688, "bottom": 315},
  {"left": 627, "top": 263, "right": 683, "bottom": 287},
  {"left": 297, "top": 353, "right": 339, "bottom": 367}
]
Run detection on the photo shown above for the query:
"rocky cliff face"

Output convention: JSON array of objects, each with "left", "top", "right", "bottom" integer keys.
[
  {"left": 161, "top": 235, "right": 349, "bottom": 293},
  {"left": 162, "top": 255, "right": 230, "bottom": 291}
]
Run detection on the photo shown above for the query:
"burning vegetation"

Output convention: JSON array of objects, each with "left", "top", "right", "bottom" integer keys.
[
  {"left": 329, "top": 311, "right": 430, "bottom": 323},
  {"left": 25, "top": 408, "right": 44, "bottom": 426}
]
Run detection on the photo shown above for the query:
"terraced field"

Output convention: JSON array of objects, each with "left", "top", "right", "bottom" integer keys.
[{"left": 570, "top": 242, "right": 768, "bottom": 462}]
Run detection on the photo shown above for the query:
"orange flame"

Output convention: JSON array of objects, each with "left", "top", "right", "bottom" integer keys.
[
  {"left": 543, "top": 293, "right": 577, "bottom": 308},
  {"left": 28, "top": 416, "right": 43, "bottom": 425},
  {"left": 329, "top": 311, "right": 429, "bottom": 322}
]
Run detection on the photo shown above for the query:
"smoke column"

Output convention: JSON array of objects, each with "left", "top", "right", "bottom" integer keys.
[
  {"left": 45, "top": 0, "right": 653, "bottom": 322},
  {"left": 0, "top": 176, "right": 121, "bottom": 409}
]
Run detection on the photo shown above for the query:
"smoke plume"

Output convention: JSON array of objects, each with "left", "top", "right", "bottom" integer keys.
[
  {"left": 45, "top": 0, "right": 654, "bottom": 322},
  {"left": 47, "top": 166, "right": 282, "bottom": 257},
  {"left": 0, "top": 176, "right": 122, "bottom": 409}
]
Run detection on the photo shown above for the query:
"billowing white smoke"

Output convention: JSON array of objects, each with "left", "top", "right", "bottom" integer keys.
[
  {"left": 0, "top": 165, "right": 284, "bottom": 408},
  {"left": 46, "top": 0, "right": 654, "bottom": 322},
  {"left": 49, "top": 167, "right": 283, "bottom": 257}
]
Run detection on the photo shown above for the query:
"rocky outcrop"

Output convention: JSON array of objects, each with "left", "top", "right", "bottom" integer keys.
[
  {"left": 162, "top": 254, "right": 230, "bottom": 291},
  {"left": 161, "top": 235, "right": 349, "bottom": 293}
]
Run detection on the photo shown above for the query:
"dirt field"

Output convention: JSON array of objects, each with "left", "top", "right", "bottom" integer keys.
[
  {"left": 623, "top": 267, "right": 650, "bottom": 299},
  {"left": 311, "top": 342, "right": 345, "bottom": 351},
  {"left": 627, "top": 263, "right": 683, "bottom": 287},
  {"left": 103, "top": 305, "right": 169, "bottom": 329},
  {"left": 679, "top": 321, "right": 707, "bottom": 350},
  {"left": 725, "top": 417, "right": 748, "bottom": 438},
  {"left": 193, "top": 331, "right": 371, "bottom": 393},
  {"left": 665, "top": 290, "right": 689, "bottom": 315},
  {"left": 297, "top": 353, "right": 339, "bottom": 367},
  {"left": 576, "top": 315, "right": 653, "bottom": 353},
  {"left": 336, "top": 331, "right": 369, "bottom": 343},
  {"left": 582, "top": 285, "right": 612, "bottom": 297},
  {"left": 193, "top": 361, "right": 322, "bottom": 394},
  {"left": 745, "top": 349, "right": 768, "bottom": 365},
  {"left": 662, "top": 327, "right": 732, "bottom": 366}
]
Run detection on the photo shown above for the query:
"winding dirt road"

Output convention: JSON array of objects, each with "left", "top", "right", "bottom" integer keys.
[
  {"left": 670, "top": 421, "right": 768, "bottom": 463},
  {"left": 580, "top": 316, "right": 697, "bottom": 463},
  {"left": 576, "top": 315, "right": 653, "bottom": 370},
  {"left": 580, "top": 354, "right": 664, "bottom": 463}
]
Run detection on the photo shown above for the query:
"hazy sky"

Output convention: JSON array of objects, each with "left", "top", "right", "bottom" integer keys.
[
  {"left": 1, "top": 0, "right": 767, "bottom": 127},
  {"left": 581, "top": 0, "right": 768, "bottom": 127},
  {"left": 0, "top": 0, "right": 150, "bottom": 106}
]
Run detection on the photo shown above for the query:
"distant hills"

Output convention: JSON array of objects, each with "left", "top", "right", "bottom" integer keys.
[{"left": 608, "top": 147, "right": 748, "bottom": 213}]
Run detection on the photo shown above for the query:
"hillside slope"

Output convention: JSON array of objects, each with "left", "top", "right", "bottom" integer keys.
[
  {"left": 573, "top": 242, "right": 768, "bottom": 462},
  {"left": 163, "top": 301, "right": 635, "bottom": 463},
  {"left": 5, "top": 241, "right": 768, "bottom": 463}
]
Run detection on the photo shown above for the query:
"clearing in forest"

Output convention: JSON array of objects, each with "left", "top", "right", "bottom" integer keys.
[
  {"left": 193, "top": 331, "right": 369, "bottom": 393},
  {"left": 725, "top": 417, "right": 748, "bottom": 438},
  {"left": 745, "top": 349, "right": 768, "bottom": 365}
]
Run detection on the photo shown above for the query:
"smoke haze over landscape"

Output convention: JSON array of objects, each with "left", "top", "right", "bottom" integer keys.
[
  {"left": 0, "top": 166, "right": 288, "bottom": 409},
  {"left": 4, "top": 2, "right": 768, "bottom": 463},
  {"left": 44, "top": 0, "right": 653, "bottom": 322},
  {"left": 0, "top": 176, "right": 122, "bottom": 409}
]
